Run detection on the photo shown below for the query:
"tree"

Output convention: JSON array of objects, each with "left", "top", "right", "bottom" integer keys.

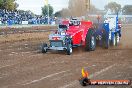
[
  {"left": 41, "top": 4, "right": 53, "bottom": 16},
  {"left": 0, "top": 0, "right": 4, "bottom": 8},
  {"left": 104, "top": 2, "right": 121, "bottom": 14},
  {"left": 89, "top": 5, "right": 99, "bottom": 14},
  {"left": 122, "top": 5, "right": 132, "bottom": 15},
  {"left": 54, "top": 11, "right": 62, "bottom": 17},
  {"left": 54, "top": 8, "right": 70, "bottom": 17},
  {"left": 0, "top": 0, "right": 18, "bottom": 10}
]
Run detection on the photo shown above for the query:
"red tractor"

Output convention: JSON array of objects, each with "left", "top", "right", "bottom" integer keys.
[
  {"left": 42, "top": 18, "right": 96, "bottom": 55},
  {"left": 42, "top": 15, "right": 121, "bottom": 55}
]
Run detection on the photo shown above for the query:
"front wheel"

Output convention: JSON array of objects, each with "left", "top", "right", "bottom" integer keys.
[
  {"left": 42, "top": 43, "right": 48, "bottom": 53},
  {"left": 66, "top": 38, "right": 72, "bottom": 55},
  {"left": 66, "top": 44, "right": 72, "bottom": 55}
]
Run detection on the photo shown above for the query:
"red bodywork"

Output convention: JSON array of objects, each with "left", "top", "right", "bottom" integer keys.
[{"left": 63, "top": 21, "right": 93, "bottom": 46}]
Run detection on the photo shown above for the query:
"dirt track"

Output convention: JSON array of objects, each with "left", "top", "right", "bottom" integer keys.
[{"left": 0, "top": 24, "right": 132, "bottom": 88}]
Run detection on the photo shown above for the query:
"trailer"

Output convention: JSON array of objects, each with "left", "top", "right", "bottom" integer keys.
[{"left": 41, "top": 14, "right": 121, "bottom": 55}]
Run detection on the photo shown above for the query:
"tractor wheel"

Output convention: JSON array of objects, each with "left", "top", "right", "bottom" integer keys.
[
  {"left": 102, "top": 29, "right": 110, "bottom": 49},
  {"left": 85, "top": 29, "right": 96, "bottom": 51},
  {"left": 111, "top": 34, "right": 116, "bottom": 46},
  {"left": 115, "top": 33, "right": 120, "bottom": 46},
  {"left": 66, "top": 38, "right": 72, "bottom": 55},
  {"left": 42, "top": 43, "right": 48, "bottom": 53},
  {"left": 67, "top": 44, "right": 72, "bottom": 55}
]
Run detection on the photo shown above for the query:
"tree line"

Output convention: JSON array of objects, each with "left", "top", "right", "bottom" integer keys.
[
  {"left": 0, "top": 0, "right": 132, "bottom": 17},
  {"left": 104, "top": 2, "right": 132, "bottom": 15},
  {"left": 0, "top": 0, "right": 18, "bottom": 10},
  {"left": 54, "top": 0, "right": 132, "bottom": 17},
  {"left": 0, "top": 0, "right": 53, "bottom": 16}
]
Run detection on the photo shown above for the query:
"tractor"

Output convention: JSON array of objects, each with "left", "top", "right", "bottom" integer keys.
[{"left": 41, "top": 15, "right": 121, "bottom": 55}]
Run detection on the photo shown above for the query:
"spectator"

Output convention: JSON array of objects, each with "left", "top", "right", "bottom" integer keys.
[{"left": 0, "top": 9, "right": 56, "bottom": 25}]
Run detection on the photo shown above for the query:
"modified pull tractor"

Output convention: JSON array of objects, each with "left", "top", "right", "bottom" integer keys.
[
  {"left": 41, "top": 15, "right": 121, "bottom": 55},
  {"left": 42, "top": 19, "right": 96, "bottom": 55}
]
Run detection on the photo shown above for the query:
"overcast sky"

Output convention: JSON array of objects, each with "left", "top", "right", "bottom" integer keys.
[{"left": 16, "top": 0, "right": 132, "bottom": 15}]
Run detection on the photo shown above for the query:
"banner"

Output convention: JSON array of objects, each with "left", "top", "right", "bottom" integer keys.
[{"left": 22, "top": 21, "right": 28, "bottom": 25}]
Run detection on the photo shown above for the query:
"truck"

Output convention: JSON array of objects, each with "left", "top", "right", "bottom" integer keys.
[{"left": 41, "top": 15, "right": 121, "bottom": 55}]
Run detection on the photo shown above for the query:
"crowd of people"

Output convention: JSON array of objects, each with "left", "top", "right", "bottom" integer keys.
[{"left": 0, "top": 9, "right": 55, "bottom": 25}]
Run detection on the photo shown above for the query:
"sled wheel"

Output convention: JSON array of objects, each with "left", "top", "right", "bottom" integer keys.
[
  {"left": 111, "top": 34, "right": 116, "bottom": 46},
  {"left": 115, "top": 33, "right": 120, "bottom": 46},
  {"left": 102, "top": 29, "right": 110, "bottom": 49}
]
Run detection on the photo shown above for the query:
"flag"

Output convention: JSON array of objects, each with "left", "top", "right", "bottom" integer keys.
[
  {"left": 44, "top": 0, "right": 48, "bottom": 5},
  {"left": 108, "top": 0, "right": 114, "bottom": 3}
]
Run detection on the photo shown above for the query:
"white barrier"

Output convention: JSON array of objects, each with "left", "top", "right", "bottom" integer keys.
[
  {"left": 22, "top": 21, "right": 28, "bottom": 25},
  {"left": 51, "top": 21, "right": 55, "bottom": 25}
]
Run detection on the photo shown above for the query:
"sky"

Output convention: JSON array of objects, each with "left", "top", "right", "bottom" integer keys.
[
  {"left": 16, "top": 0, "right": 132, "bottom": 15},
  {"left": 16, "top": 0, "right": 69, "bottom": 15}
]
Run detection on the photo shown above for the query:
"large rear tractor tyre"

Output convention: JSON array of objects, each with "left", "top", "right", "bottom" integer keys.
[
  {"left": 42, "top": 43, "right": 48, "bottom": 53},
  {"left": 85, "top": 29, "right": 96, "bottom": 51},
  {"left": 102, "top": 30, "right": 110, "bottom": 49}
]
